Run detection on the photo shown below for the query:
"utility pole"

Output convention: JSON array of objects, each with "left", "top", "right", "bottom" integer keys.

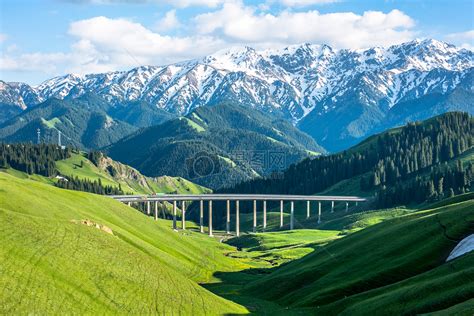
[{"left": 37, "top": 128, "right": 41, "bottom": 144}]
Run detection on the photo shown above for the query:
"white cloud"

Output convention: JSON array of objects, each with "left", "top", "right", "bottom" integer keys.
[
  {"left": 67, "top": 16, "right": 223, "bottom": 67},
  {"left": 276, "top": 0, "right": 338, "bottom": 7},
  {"left": 194, "top": 3, "right": 415, "bottom": 49},
  {"left": 0, "top": 16, "right": 226, "bottom": 76},
  {"left": 445, "top": 30, "right": 474, "bottom": 50},
  {"left": 0, "top": 52, "right": 70, "bottom": 73},
  {"left": 155, "top": 10, "right": 181, "bottom": 32},
  {"left": 169, "top": 0, "right": 231, "bottom": 8},
  {"left": 0, "top": 4, "right": 420, "bottom": 81},
  {"left": 62, "top": 0, "right": 233, "bottom": 8}
]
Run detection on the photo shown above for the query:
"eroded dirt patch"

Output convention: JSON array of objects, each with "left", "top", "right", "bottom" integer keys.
[{"left": 71, "top": 219, "right": 114, "bottom": 235}]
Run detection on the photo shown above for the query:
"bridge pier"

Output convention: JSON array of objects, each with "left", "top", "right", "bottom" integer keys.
[
  {"left": 236, "top": 200, "right": 240, "bottom": 237},
  {"left": 173, "top": 201, "right": 177, "bottom": 230},
  {"left": 208, "top": 200, "right": 213, "bottom": 237},
  {"left": 113, "top": 194, "right": 367, "bottom": 235},
  {"left": 290, "top": 201, "right": 294, "bottom": 230},
  {"left": 280, "top": 200, "right": 284, "bottom": 227},
  {"left": 226, "top": 200, "right": 230, "bottom": 234},
  {"left": 200, "top": 200, "right": 204, "bottom": 233},
  {"left": 181, "top": 201, "right": 186, "bottom": 230},
  {"left": 318, "top": 202, "right": 322, "bottom": 224},
  {"left": 263, "top": 200, "right": 267, "bottom": 230},
  {"left": 253, "top": 200, "right": 257, "bottom": 233}
]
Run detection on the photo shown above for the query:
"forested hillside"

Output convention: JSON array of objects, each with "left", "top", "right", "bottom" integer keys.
[
  {"left": 0, "top": 143, "right": 209, "bottom": 196},
  {"left": 224, "top": 112, "right": 474, "bottom": 207},
  {"left": 107, "top": 102, "right": 324, "bottom": 189},
  {"left": 0, "top": 97, "right": 137, "bottom": 149},
  {"left": 0, "top": 143, "right": 72, "bottom": 176}
]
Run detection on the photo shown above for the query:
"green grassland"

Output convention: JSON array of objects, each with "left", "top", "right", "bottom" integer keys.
[
  {"left": 40, "top": 117, "right": 61, "bottom": 129},
  {"left": 199, "top": 194, "right": 474, "bottom": 315},
  {"left": 1, "top": 169, "right": 473, "bottom": 314},
  {"left": 241, "top": 196, "right": 474, "bottom": 314},
  {"left": 55, "top": 152, "right": 210, "bottom": 195},
  {"left": 0, "top": 172, "right": 246, "bottom": 314},
  {"left": 226, "top": 229, "right": 341, "bottom": 267},
  {"left": 55, "top": 153, "right": 118, "bottom": 187},
  {"left": 180, "top": 116, "right": 206, "bottom": 132}
]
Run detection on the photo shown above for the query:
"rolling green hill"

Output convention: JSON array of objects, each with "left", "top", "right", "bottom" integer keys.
[
  {"left": 0, "top": 172, "right": 247, "bottom": 314},
  {"left": 106, "top": 102, "right": 325, "bottom": 189},
  {"left": 1, "top": 114, "right": 473, "bottom": 314},
  {"left": 206, "top": 194, "right": 474, "bottom": 315},
  {"left": 1, "top": 163, "right": 473, "bottom": 314},
  {"left": 0, "top": 143, "right": 209, "bottom": 195},
  {"left": 55, "top": 151, "right": 210, "bottom": 195},
  {"left": 250, "top": 199, "right": 474, "bottom": 311}
]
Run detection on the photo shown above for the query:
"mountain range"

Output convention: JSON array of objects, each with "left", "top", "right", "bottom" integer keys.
[
  {"left": 1, "top": 39, "right": 473, "bottom": 152},
  {"left": 106, "top": 103, "right": 324, "bottom": 189}
]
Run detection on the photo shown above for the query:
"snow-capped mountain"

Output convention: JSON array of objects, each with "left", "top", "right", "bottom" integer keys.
[{"left": 1, "top": 39, "right": 473, "bottom": 150}]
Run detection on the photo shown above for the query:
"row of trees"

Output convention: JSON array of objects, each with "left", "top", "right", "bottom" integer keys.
[
  {"left": 87, "top": 151, "right": 103, "bottom": 167},
  {"left": 377, "top": 160, "right": 473, "bottom": 207},
  {"left": 223, "top": 112, "right": 473, "bottom": 207},
  {"left": 363, "top": 113, "right": 472, "bottom": 189},
  {"left": 0, "top": 143, "right": 124, "bottom": 196},
  {"left": 55, "top": 176, "right": 124, "bottom": 195},
  {"left": 0, "top": 143, "right": 72, "bottom": 176}
]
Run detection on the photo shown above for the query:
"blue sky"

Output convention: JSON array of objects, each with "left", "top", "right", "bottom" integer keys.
[{"left": 1, "top": 0, "right": 473, "bottom": 84}]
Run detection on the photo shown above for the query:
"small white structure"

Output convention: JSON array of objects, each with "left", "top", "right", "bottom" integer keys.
[
  {"left": 55, "top": 175, "right": 68, "bottom": 181},
  {"left": 446, "top": 234, "right": 474, "bottom": 261}
]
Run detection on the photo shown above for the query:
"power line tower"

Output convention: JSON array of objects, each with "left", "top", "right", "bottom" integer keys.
[{"left": 37, "top": 128, "right": 41, "bottom": 144}]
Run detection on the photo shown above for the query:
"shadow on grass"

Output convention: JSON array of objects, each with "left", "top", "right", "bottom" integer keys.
[{"left": 200, "top": 242, "right": 324, "bottom": 315}]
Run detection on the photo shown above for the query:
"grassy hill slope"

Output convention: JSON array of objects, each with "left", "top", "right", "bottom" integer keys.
[
  {"left": 241, "top": 196, "right": 474, "bottom": 314},
  {"left": 55, "top": 152, "right": 210, "bottom": 195},
  {"left": 1, "top": 170, "right": 473, "bottom": 314},
  {"left": 0, "top": 172, "right": 246, "bottom": 314}
]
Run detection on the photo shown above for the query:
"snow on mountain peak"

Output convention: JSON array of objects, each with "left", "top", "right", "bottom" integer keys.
[{"left": 3, "top": 39, "right": 473, "bottom": 122}]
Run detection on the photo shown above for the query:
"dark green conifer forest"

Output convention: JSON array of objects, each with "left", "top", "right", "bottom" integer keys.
[
  {"left": 223, "top": 112, "right": 474, "bottom": 207},
  {"left": 0, "top": 143, "right": 71, "bottom": 176},
  {"left": 0, "top": 143, "right": 123, "bottom": 195}
]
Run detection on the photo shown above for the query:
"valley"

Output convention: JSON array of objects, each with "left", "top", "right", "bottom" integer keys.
[
  {"left": 106, "top": 102, "right": 324, "bottom": 189},
  {"left": 0, "top": 169, "right": 472, "bottom": 314},
  {"left": 0, "top": 111, "right": 473, "bottom": 315},
  {"left": 1, "top": 4, "right": 473, "bottom": 312}
]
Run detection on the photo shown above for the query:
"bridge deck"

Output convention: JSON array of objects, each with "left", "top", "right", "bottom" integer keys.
[
  {"left": 111, "top": 194, "right": 367, "bottom": 235},
  {"left": 110, "top": 194, "right": 367, "bottom": 203}
]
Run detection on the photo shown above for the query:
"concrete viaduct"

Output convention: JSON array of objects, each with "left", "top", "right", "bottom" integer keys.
[{"left": 111, "top": 194, "right": 367, "bottom": 236}]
